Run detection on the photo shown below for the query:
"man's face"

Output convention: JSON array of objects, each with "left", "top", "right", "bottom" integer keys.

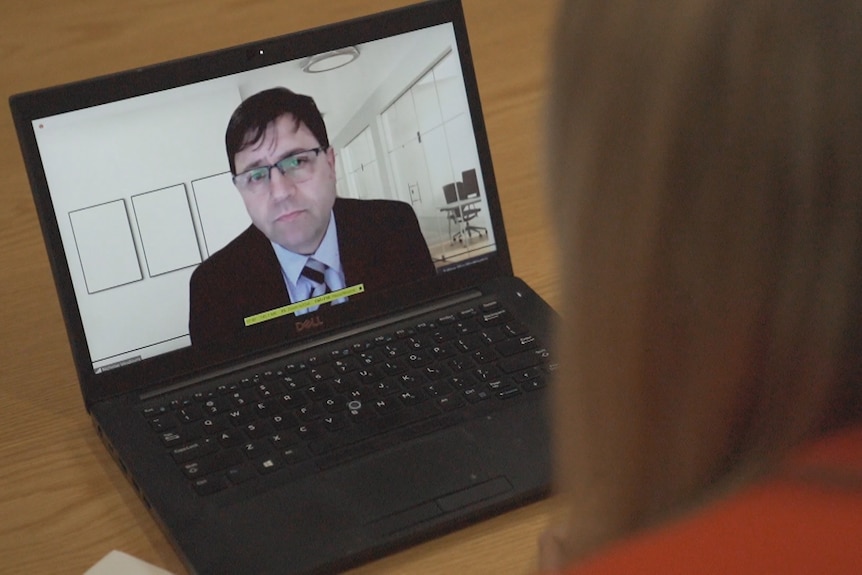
[{"left": 233, "top": 114, "right": 337, "bottom": 255}]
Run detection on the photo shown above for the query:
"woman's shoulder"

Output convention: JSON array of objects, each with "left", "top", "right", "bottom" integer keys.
[{"left": 560, "top": 424, "right": 862, "bottom": 575}]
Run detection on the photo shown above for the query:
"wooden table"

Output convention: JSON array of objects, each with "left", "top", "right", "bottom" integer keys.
[{"left": 0, "top": 1, "right": 561, "bottom": 572}]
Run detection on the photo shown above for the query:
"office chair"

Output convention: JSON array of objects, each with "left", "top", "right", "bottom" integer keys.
[
  {"left": 442, "top": 182, "right": 463, "bottom": 242},
  {"left": 453, "top": 169, "right": 487, "bottom": 243}
]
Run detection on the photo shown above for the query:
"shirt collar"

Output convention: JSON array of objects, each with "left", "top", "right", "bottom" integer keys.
[{"left": 271, "top": 211, "right": 341, "bottom": 287}]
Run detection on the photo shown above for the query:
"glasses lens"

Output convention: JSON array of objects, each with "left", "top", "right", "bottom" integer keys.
[
  {"left": 276, "top": 150, "right": 319, "bottom": 183},
  {"left": 235, "top": 167, "right": 270, "bottom": 191}
]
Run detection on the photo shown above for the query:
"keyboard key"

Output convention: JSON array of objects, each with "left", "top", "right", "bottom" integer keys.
[
  {"left": 473, "top": 367, "right": 500, "bottom": 382},
  {"left": 226, "top": 464, "right": 256, "bottom": 485},
  {"left": 268, "top": 432, "right": 295, "bottom": 448},
  {"left": 358, "top": 350, "right": 384, "bottom": 366},
  {"left": 357, "top": 367, "right": 384, "bottom": 384},
  {"left": 197, "top": 416, "right": 229, "bottom": 435},
  {"left": 169, "top": 397, "right": 193, "bottom": 410},
  {"left": 430, "top": 344, "right": 456, "bottom": 359},
  {"left": 171, "top": 438, "right": 218, "bottom": 464},
  {"left": 256, "top": 457, "right": 283, "bottom": 474},
  {"left": 180, "top": 448, "right": 243, "bottom": 478},
  {"left": 331, "top": 374, "right": 360, "bottom": 393},
  {"left": 142, "top": 405, "right": 169, "bottom": 418},
  {"left": 322, "top": 414, "right": 347, "bottom": 432},
  {"left": 334, "top": 356, "right": 361, "bottom": 373},
  {"left": 160, "top": 429, "right": 192, "bottom": 447},
  {"left": 496, "top": 335, "right": 538, "bottom": 357},
  {"left": 295, "top": 422, "right": 324, "bottom": 441},
  {"left": 243, "top": 421, "right": 273, "bottom": 439},
  {"left": 280, "top": 373, "right": 310, "bottom": 391},
  {"left": 177, "top": 405, "right": 204, "bottom": 424},
  {"left": 371, "top": 380, "right": 399, "bottom": 395},
  {"left": 422, "top": 365, "right": 450, "bottom": 380},
  {"left": 424, "top": 382, "right": 453, "bottom": 398},
  {"left": 382, "top": 359, "right": 407, "bottom": 376},
  {"left": 372, "top": 398, "right": 401, "bottom": 416},
  {"left": 499, "top": 349, "right": 551, "bottom": 373},
  {"left": 398, "top": 373, "right": 426, "bottom": 389},
  {"left": 455, "top": 335, "right": 483, "bottom": 353},
  {"left": 481, "top": 308, "right": 509, "bottom": 325},
  {"left": 437, "top": 313, "right": 457, "bottom": 325},
  {"left": 471, "top": 349, "right": 498, "bottom": 364},
  {"left": 192, "top": 475, "right": 228, "bottom": 496},
  {"left": 282, "top": 445, "right": 311, "bottom": 464},
  {"left": 512, "top": 367, "right": 543, "bottom": 384},
  {"left": 297, "top": 403, "right": 325, "bottom": 422},
  {"left": 216, "top": 429, "right": 245, "bottom": 448},
  {"left": 486, "top": 379, "right": 510, "bottom": 392},
  {"left": 480, "top": 327, "right": 507, "bottom": 344},
  {"left": 503, "top": 321, "right": 529, "bottom": 337},
  {"left": 521, "top": 378, "right": 546, "bottom": 392},
  {"left": 226, "top": 407, "right": 255, "bottom": 426},
  {"left": 253, "top": 400, "right": 281, "bottom": 419},
  {"left": 309, "top": 365, "right": 335, "bottom": 383},
  {"left": 279, "top": 392, "right": 305, "bottom": 409},
  {"left": 148, "top": 414, "right": 177, "bottom": 432},
  {"left": 447, "top": 357, "right": 473, "bottom": 373},
  {"left": 459, "top": 307, "right": 479, "bottom": 320},
  {"left": 462, "top": 387, "right": 491, "bottom": 403},
  {"left": 398, "top": 390, "right": 426, "bottom": 406},
  {"left": 322, "top": 396, "right": 347, "bottom": 413},
  {"left": 306, "top": 384, "right": 332, "bottom": 401},
  {"left": 447, "top": 374, "right": 475, "bottom": 389},
  {"left": 497, "top": 387, "right": 523, "bottom": 400},
  {"left": 241, "top": 440, "right": 272, "bottom": 459},
  {"left": 345, "top": 388, "right": 377, "bottom": 402},
  {"left": 270, "top": 412, "right": 299, "bottom": 430},
  {"left": 406, "top": 352, "right": 432, "bottom": 369},
  {"left": 437, "top": 394, "right": 466, "bottom": 411}
]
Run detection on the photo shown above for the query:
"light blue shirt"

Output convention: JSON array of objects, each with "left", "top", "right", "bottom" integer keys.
[{"left": 271, "top": 212, "right": 346, "bottom": 311}]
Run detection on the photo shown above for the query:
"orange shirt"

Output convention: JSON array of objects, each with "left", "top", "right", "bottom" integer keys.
[{"left": 561, "top": 425, "right": 862, "bottom": 574}]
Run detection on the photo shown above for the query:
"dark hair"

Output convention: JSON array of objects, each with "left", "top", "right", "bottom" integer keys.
[{"left": 225, "top": 87, "right": 329, "bottom": 175}]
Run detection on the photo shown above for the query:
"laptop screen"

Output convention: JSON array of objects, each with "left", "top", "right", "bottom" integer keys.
[{"left": 13, "top": 1, "right": 511, "bottom": 397}]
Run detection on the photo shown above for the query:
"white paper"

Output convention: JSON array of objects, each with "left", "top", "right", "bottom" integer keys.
[{"left": 85, "top": 550, "right": 175, "bottom": 575}]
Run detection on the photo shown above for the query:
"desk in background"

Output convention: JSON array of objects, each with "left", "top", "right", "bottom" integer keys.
[
  {"left": 440, "top": 197, "right": 483, "bottom": 242},
  {"left": 0, "top": 1, "right": 561, "bottom": 572}
]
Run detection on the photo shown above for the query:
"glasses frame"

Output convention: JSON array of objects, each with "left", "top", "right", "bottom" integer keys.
[{"left": 232, "top": 146, "right": 328, "bottom": 192}]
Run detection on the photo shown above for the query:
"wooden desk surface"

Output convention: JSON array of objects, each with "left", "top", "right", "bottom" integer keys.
[{"left": 0, "top": 1, "right": 561, "bottom": 572}]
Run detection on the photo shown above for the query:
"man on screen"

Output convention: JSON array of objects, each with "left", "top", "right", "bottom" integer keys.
[{"left": 189, "top": 87, "right": 436, "bottom": 346}]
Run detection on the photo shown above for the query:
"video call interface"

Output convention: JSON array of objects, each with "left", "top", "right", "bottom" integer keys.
[{"left": 31, "top": 22, "right": 497, "bottom": 374}]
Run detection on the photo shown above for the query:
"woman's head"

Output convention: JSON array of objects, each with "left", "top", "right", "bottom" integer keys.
[{"left": 547, "top": 0, "right": 862, "bottom": 560}]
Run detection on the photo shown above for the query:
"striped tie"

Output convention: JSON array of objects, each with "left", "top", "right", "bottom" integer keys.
[{"left": 301, "top": 258, "right": 330, "bottom": 299}]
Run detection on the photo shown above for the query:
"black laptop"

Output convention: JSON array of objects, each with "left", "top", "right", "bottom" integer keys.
[{"left": 9, "top": 0, "right": 556, "bottom": 573}]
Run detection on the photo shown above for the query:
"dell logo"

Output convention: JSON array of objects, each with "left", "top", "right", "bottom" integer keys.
[{"left": 296, "top": 316, "right": 324, "bottom": 332}]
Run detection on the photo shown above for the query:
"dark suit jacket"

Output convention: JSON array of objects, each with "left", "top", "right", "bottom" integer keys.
[{"left": 189, "top": 197, "right": 435, "bottom": 346}]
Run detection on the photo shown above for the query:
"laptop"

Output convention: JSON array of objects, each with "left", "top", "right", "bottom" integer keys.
[{"left": 10, "top": 0, "right": 556, "bottom": 573}]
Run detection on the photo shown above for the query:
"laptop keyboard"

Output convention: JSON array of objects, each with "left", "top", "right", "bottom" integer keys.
[{"left": 141, "top": 300, "right": 554, "bottom": 496}]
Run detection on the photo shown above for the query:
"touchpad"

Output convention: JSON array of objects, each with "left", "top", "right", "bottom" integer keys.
[
  {"left": 368, "top": 476, "right": 513, "bottom": 535},
  {"left": 332, "top": 427, "right": 508, "bottom": 529}
]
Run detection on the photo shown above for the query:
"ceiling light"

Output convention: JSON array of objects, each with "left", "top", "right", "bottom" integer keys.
[{"left": 302, "top": 47, "right": 360, "bottom": 73}]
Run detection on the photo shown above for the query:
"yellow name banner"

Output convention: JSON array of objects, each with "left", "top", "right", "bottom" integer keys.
[{"left": 244, "top": 284, "right": 365, "bottom": 327}]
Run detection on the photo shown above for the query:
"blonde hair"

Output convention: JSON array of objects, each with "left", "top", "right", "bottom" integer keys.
[{"left": 547, "top": 0, "right": 862, "bottom": 561}]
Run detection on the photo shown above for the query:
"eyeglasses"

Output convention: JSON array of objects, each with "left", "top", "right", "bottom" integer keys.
[{"left": 233, "top": 147, "right": 327, "bottom": 192}]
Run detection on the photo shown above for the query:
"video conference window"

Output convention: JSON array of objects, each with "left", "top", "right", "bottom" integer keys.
[{"left": 33, "top": 23, "right": 496, "bottom": 372}]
